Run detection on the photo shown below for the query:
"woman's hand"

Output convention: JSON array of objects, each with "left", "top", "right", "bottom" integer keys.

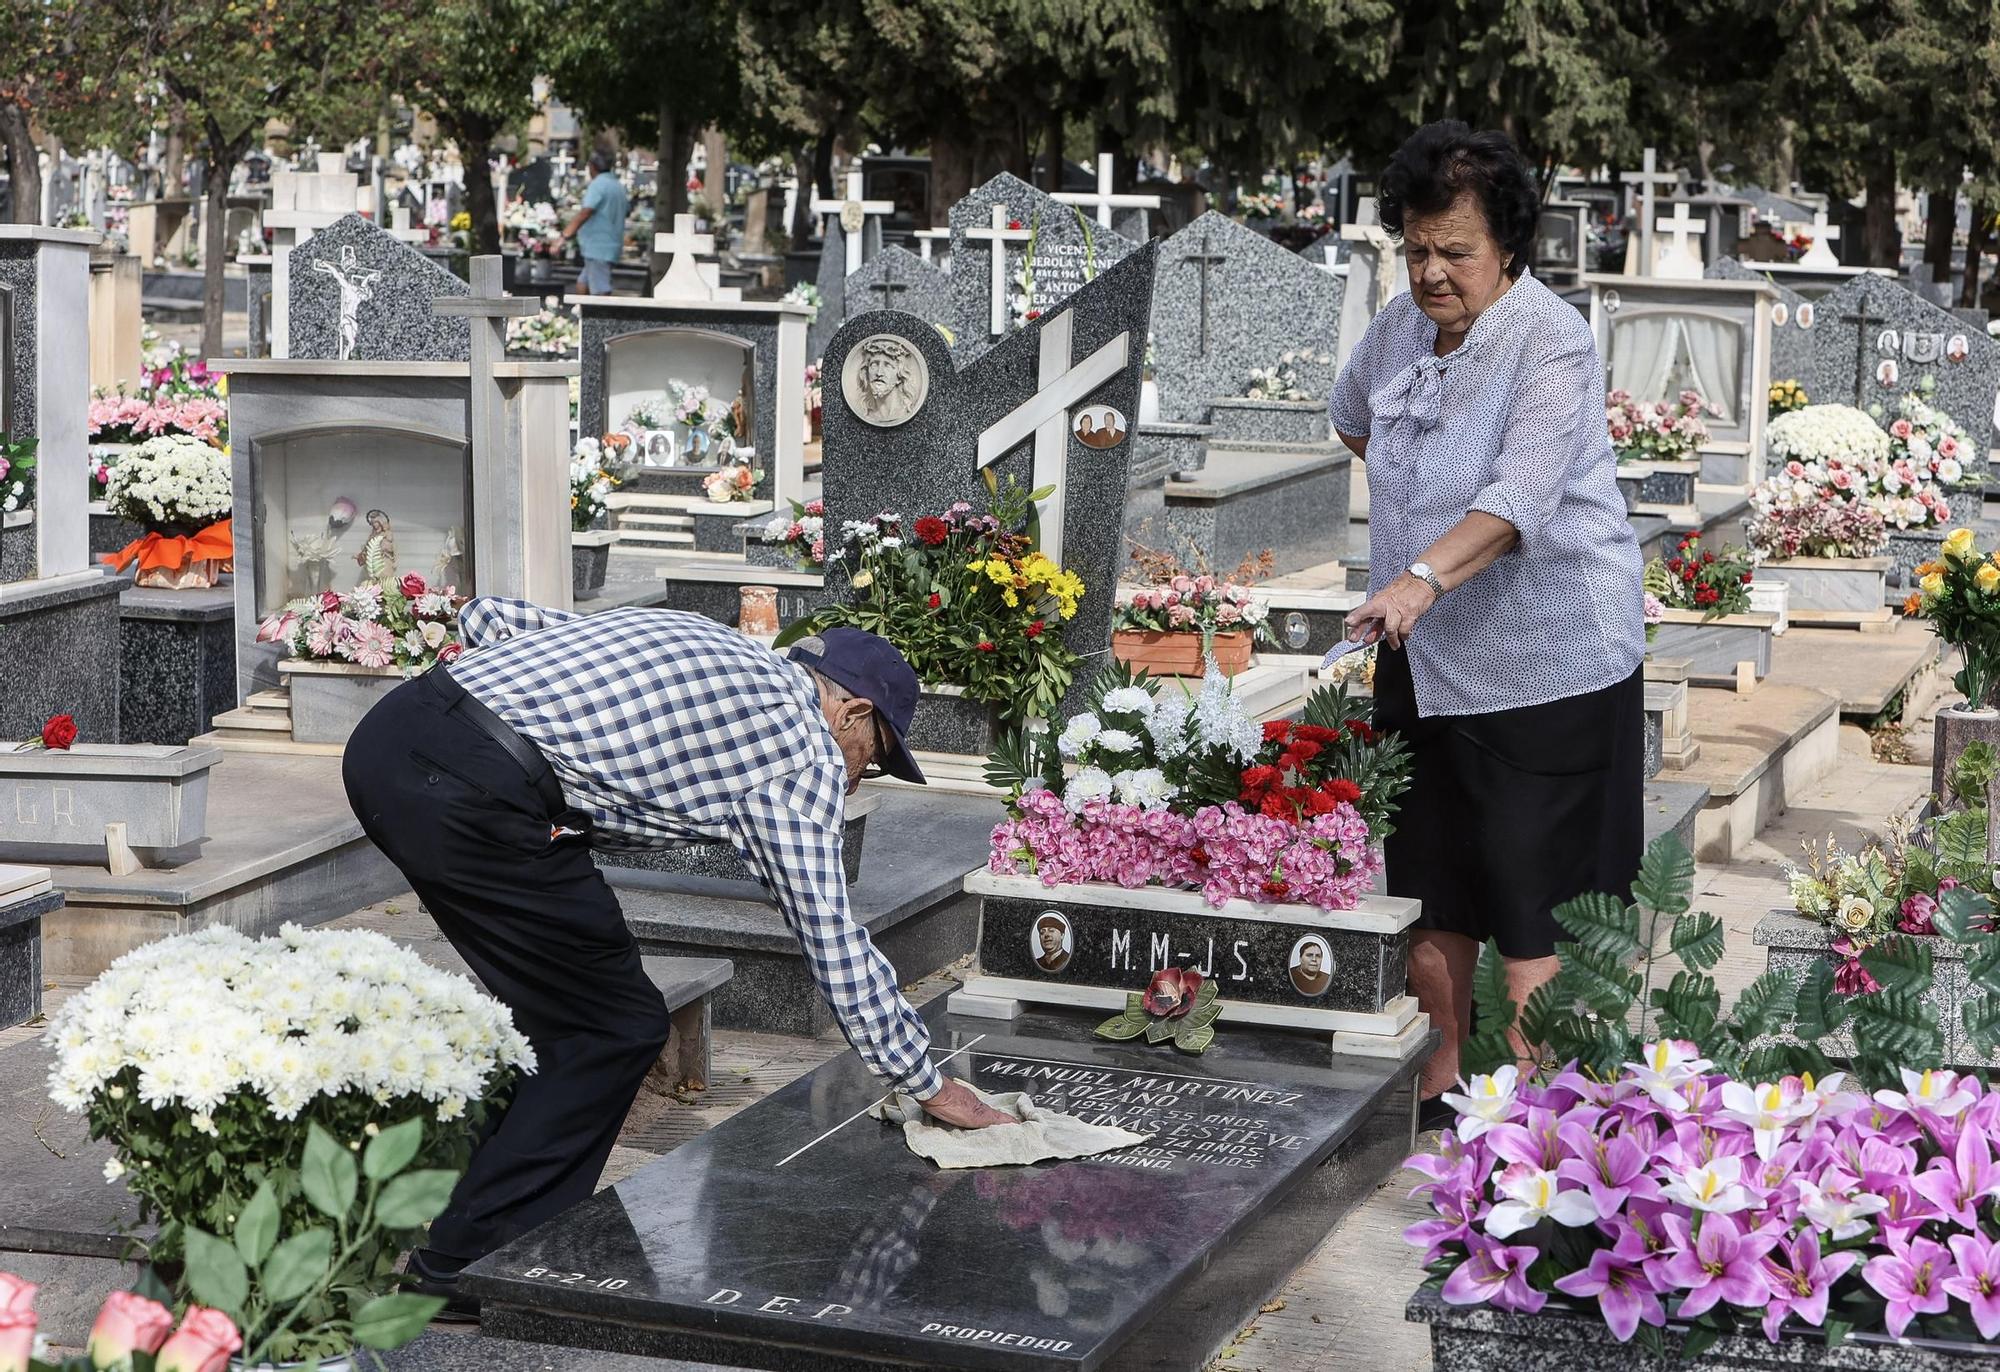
[{"left": 1345, "top": 573, "right": 1439, "bottom": 651}]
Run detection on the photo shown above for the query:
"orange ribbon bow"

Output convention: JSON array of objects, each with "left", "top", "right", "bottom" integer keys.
[{"left": 104, "top": 518, "right": 235, "bottom": 573}]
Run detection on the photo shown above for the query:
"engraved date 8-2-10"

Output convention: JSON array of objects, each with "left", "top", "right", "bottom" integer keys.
[{"left": 521, "top": 1266, "right": 630, "bottom": 1290}]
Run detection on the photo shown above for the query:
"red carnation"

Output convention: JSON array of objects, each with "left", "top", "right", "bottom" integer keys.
[
  {"left": 40, "top": 714, "right": 77, "bottom": 750},
  {"left": 1740, "top": 572, "right": 1753, "bottom": 584},
  {"left": 1239, "top": 764, "right": 1281, "bottom": 792},
  {"left": 914, "top": 516, "right": 950, "bottom": 546},
  {"left": 1702, "top": 551, "right": 1716, "bottom": 565},
  {"left": 1324, "top": 777, "right": 1362, "bottom": 806},
  {"left": 1293, "top": 724, "right": 1341, "bottom": 746},
  {"left": 1262, "top": 719, "right": 1293, "bottom": 743},
  {"left": 1026, "top": 620, "right": 1044, "bottom": 638},
  {"left": 1261, "top": 791, "right": 1296, "bottom": 821},
  {"left": 977, "top": 640, "right": 997, "bottom": 653},
  {"left": 928, "top": 593, "right": 941, "bottom": 609},
  {"left": 1303, "top": 788, "right": 1338, "bottom": 816},
  {"left": 1285, "top": 739, "right": 1323, "bottom": 764},
  {"left": 1347, "top": 720, "right": 1376, "bottom": 745},
  {"left": 1667, "top": 559, "right": 1684, "bottom": 574}
]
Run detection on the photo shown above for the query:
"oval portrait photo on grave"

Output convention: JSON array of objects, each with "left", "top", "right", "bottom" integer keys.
[
  {"left": 1877, "top": 357, "right": 1899, "bottom": 387},
  {"left": 841, "top": 333, "right": 929, "bottom": 429},
  {"left": 1797, "top": 302, "right": 1815, "bottom": 329},
  {"left": 1072, "top": 404, "right": 1128, "bottom": 450},
  {"left": 1772, "top": 302, "right": 1789, "bottom": 328},
  {"left": 1288, "top": 934, "right": 1333, "bottom": 998},
  {"left": 1031, "top": 911, "right": 1073, "bottom": 973},
  {"left": 1949, "top": 334, "right": 1970, "bottom": 364}
]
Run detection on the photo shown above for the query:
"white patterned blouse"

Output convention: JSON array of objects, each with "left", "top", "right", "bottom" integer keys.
[{"left": 1330, "top": 268, "right": 1645, "bottom": 718}]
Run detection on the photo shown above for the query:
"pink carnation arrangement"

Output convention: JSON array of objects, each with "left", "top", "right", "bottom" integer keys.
[
  {"left": 1606, "top": 388, "right": 1712, "bottom": 464},
  {"left": 256, "top": 571, "right": 462, "bottom": 675},
  {"left": 1412, "top": 1050, "right": 2000, "bottom": 1345}
]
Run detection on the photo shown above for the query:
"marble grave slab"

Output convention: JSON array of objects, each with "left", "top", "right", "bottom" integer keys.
[
  {"left": 1151, "top": 212, "right": 1344, "bottom": 426},
  {"left": 286, "top": 213, "right": 471, "bottom": 363},
  {"left": 947, "top": 173, "right": 1140, "bottom": 364},
  {"left": 465, "top": 1002, "right": 1421, "bottom": 1371}
]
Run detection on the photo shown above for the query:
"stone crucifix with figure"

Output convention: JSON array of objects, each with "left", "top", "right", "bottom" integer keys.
[
  {"left": 817, "top": 242, "right": 1160, "bottom": 713},
  {"left": 811, "top": 169, "right": 895, "bottom": 276}
]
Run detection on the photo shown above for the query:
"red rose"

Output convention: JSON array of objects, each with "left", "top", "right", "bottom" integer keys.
[
  {"left": 41, "top": 714, "right": 77, "bottom": 750},
  {"left": 399, "top": 572, "right": 427, "bottom": 599},
  {"left": 927, "top": 593, "right": 941, "bottom": 609},
  {"left": 1008, "top": 219, "right": 1023, "bottom": 231},
  {"left": 437, "top": 642, "right": 464, "bottom": 664},
  {"left": 1026, "top": 620, "right": 1044, "bottom": 638},
  {"left": 1141, "top": 967, "right": 1200, "bottom": 1018},
  {"left": 1702, "top": 551, "right": 1715, "bottom": 565},
  {"left": 914, "top": 516, "right": 950, "bottom": 546},
  {"left": 1026, "top": 309, "right": 1042, "bottom": 321},
  {"left": 977, "top": 640, "right": 996, "bottom": 653},
  {"left": 1324, "top": 777, "right": 1362, "bottom": 806},
  {"left": 1262, "top": 719, "right": 1293, "bottom": 743},
  {"left": 1667, "top": 559, "right": 1684, "bottom": 574}
]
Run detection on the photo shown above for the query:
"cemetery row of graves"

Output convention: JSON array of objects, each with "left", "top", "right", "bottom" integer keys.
[{"left": 3, "top": 142, "right": 2000, "bottom": 1372}]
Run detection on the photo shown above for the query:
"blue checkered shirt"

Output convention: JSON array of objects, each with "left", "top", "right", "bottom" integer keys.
[{"left": 450, "top": 598, "right": 941, "bottom": 1099}]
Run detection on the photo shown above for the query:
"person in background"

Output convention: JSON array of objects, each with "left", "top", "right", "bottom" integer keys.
[
  {"left": 561, "top": 149, "right": 628, "bottom": 296},
  {"left": 1329, "top": 120, "right": 1645, "bottom": 1130}
]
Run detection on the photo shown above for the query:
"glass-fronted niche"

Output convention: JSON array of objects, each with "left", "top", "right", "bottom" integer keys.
[
  {"left": 603, "top": 328, "right": 756, "bottom": 469},
  {"left": 1607, "top": 308, "right": 1747, "bottom": 430},
  {"left": 253, "top": 427, "right": 472, "bottom": 613}
]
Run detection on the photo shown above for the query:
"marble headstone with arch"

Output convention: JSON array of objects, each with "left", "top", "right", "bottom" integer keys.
[
  {"left": 843, "top": 245, "right": 954, "bottom": 339},
  {"left": 286, "top": 213, "right": 470, "bottom": 363},
  {"left": 1805, "top": 272, "right": 2000, "bottom": 460},
  {"left": 946, "top": 172, "right": 1141, "bottom": 364},
  {"left": 1151, "top": 211, "right": 1344, "bottom": 426},
  {"left": 819, "top": 243, "right": 1158, "bottom": 715}
]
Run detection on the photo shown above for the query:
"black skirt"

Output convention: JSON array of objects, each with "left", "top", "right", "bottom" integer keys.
[{"left": 1371, "top": 645, "right": 1644, "bottom": 959}]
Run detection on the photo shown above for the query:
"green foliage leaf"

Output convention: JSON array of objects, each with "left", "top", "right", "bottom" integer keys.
[
  {"left": 1651, "top": 970, "right": 1720, "bottom": 1044},
  {"left": 1095, "top": 1011, "right": 1149, "bottom": 1041},
  {"left": 1859, "top": 935, "right": 1934, "bottom": 996},
  {"left": 301, "top": 1123, "right": 358, "bottom": 1222},
  {"left": 1934, "top": 887, "right": 1993, "bottom": 943},
  {"left": 184, "top": 1226, "right": 249, "bottom": 1317},
  {"left": 1551, "top": 891, "right": 1641, "bottom": 963},
  {"left": 1669, "top": 911, "right": 1726, "bottom": 972},
  {"left": 376, "top": 1170, "right": 463, "bottom": 1230},
  {"left": 363, "top": 1117, "right": 426, "bottom": 1183},
  {"left": 1726, "top": 972, "right": 1798, "bottom": 1042},
  {"left": 352, "top": 1291, "right": 449, "bottom": 1350},
  {"left": 1187, "top": 1002, "right": 1222, "bottom": 1030},
  {"left": 1145, "top": 1016, "right": 1177, "bottom": 1044},
  {"left": 1194, "top": 979, "right": 1219, "bottom": 1008},
  {"left": 1555, "top": 943, "right": 1641, "bottom": 1019},
  {"left": 1851, "top": 988, "right": 1945, "bottom": 1070},
  {"left": 1632, "top": 834, "right": 1695, "bottom": 922},
  {"left": 1936, "top": 806, "right": 1990, "bottom": 878},
  {"left": 1790, "top": 959, "right": 1852, "bottom": 1042},
  {"left": 1461, "top": 940, "right": 1520, "bottom": 1078},
  {"left": 1964, "top": 992, "right": 2000, "bottom": 1058},
  {"left": 261, "top": 1226, "right": 334, "bottom": 1304},
  {"left": 1174, "top": 1024, "right": 1215, "bottom": 1054},
  {"left": 233, "top": 1181, "right": 280, "bottom": 1268}
]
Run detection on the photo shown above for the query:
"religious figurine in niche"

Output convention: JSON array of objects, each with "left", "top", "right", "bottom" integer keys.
[
  {"left": 1949, "top": 334, "right": 1970, "bottom": 364},
  {"left": 1032, "top": 913, "right": 1072, "bottom": 973},
  {"left": 1073, "top": 405, "right": 1128, "bottom": 450},
  {"left": 730, "top": 394, "right": 749, "bottom": 444},
  {"left": 311, "top": 244, "right": 383, "bottom": 362},
  {"left": 355, "top": 509, "right": 396, "bottom": 582},
  {"left": 1289, "top": 935, "right": 1333, "bottom": 997},
  {"left": 842, "top": 334, "right": 928, "bottom": 428},
  {"left": 289, "top": 531, "right": 339, "bottom": 597},
  {"left": 432, "top": 525, "right": 466, "bottom": 591},
  {"left": 1877, "top": 358, "right": 1900, "bottom": 388}
]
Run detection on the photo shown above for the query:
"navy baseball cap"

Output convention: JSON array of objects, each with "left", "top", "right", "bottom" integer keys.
[{"left": 787, "top": 627, "right": 927, "bottom": 784}]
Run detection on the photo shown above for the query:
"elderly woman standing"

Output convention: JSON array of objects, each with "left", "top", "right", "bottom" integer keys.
[{"left": 1330, "top": 121, "right": 1645, "bottom": 1124}]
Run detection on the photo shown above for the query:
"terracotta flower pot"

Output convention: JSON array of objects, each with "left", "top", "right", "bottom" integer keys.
[
  {"left": 739, "top": 585, "right": 780, "bottom": 637},
  {"left": 1111, "top": 629, "right": 1254, "bottom": 678}
]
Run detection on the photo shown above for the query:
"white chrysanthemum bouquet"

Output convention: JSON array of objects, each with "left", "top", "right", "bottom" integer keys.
[
  {"left": 103, "top": 434, "right": 232, "bottom": 533},
  {"left": 47, "top": 924, "right": 533, "bottom": 1271}
]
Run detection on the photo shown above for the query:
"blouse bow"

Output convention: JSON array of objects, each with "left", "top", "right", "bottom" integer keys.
[{"left": 1369, "top": 354, "right": 1449, "bottom": 434}]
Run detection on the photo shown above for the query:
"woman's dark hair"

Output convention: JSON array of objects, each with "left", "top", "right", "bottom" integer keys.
[{"left": 1378, "top": 121, "right": 1539, "bottom": 278}]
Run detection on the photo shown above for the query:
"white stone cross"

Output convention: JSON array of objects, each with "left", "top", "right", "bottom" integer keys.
[
  {"left": 975, "top": 309, "right": 1130, "bottom": 567},
  {"left": 651, "top": 213, "right": 720, "bottom": 301},
  {"left": 1622, "top": 147, "right": 1678, "bottom": 278},
  {"left": 967, "top": 204, "right": 1033, "bottom": 337},
  {"left": 810, "top": 169, "right": 894, "bottom": 276},
  {"left": 913, "top": 227, "right": 950, "bottom": 264},
  {"left": 1652, "top": 202, "right": 1707, "bottom": 279},
  {"left": 550, "top": 146, "right": 575, "bottom": 193},
  {"left": 1798, "top": 208, "right": 1843, "bottom": 267},
  {"left": 1053, "top": 153, "right": 1162, "bottom": 231}
]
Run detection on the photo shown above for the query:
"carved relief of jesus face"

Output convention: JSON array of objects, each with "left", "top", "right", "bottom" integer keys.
[{"left": 861, "top": 349, "right": 904, "bottom": 404}]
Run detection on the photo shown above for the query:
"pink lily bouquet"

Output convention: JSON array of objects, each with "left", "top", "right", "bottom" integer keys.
[
  {"left": 0, "top": 1272, "right": 241, "bottom": 1372},
  {"left": 1411, "top": 1047, "right": 2000, "bottom": 1350}
]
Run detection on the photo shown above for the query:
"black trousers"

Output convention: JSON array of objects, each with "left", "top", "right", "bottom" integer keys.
[{"left": 342, "top": 672, "right": 671, "bottom": 1263}]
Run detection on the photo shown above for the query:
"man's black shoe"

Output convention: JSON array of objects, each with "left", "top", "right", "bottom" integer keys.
[{"left": 405, "top": 1248, "right": 481, "bottom": 1324}]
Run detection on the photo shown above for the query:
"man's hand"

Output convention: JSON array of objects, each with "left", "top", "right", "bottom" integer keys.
[{"left": 918, "top": 1077, "right": 1016, "bottom": 1129}]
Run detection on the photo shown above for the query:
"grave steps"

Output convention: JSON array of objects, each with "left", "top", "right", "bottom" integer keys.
[
  {"left": 195, "top": 690, "right": 344, "bottom": 757},
  {"left": 1677, "top": 682, "right": 1843, "bottom": 863}
]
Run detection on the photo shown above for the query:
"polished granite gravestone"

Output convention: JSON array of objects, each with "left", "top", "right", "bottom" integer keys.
[
  {"left": 820, "top": 244, "right": 1157, "bottom": 721},
  {"left": 118, "top": 580, "right": 235, "bottom": 745},
  {"left": 287, "top": 213, "right": 472, "bottom": 362},
  {"left": 613, "top": 789, "right": 993, "bottom": 1036},
  {"left": 947, "top": 173, "right": 1140, "bottom": 364},
  {"left": 1, "top": 870, "right": 54, "bottom": 1026},
  {"left": 464, "top": 999, "right": 1425, "bottom": 1372},
  {"left": 598, "top": 792, "right": 876, "bottom": 889},
  {"left": 0, "top": 573, "right": 128, "bottom": 743},
  {"left": 845, "top": 246, "right": 954, "bottom": 336},
  {"left": 1806, "top": 272, "right": 2000, "bottom": 461},
  {"left": 1150, "top": 212, "right": 1344, "bottom": 427},
  {"left": 807, "top": 221, "right": 850, "bottom": 363},
  {"left": 1708, "top": 255, "right": 1814, "bottom": 391}
]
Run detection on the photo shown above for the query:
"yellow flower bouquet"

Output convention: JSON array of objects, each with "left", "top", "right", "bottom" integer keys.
[{"left": 1908, "top": 526, "right": 2000, "bottom": 708}]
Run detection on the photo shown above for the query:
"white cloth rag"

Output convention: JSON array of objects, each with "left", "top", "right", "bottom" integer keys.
[{"left": 868, "top": 1087, "right": 1153, "bottom": 1169}]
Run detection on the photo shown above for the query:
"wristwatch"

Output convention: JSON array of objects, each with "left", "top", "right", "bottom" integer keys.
[{"left": 1409, "top": 562, "right": 1445, "bottom": 597}]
